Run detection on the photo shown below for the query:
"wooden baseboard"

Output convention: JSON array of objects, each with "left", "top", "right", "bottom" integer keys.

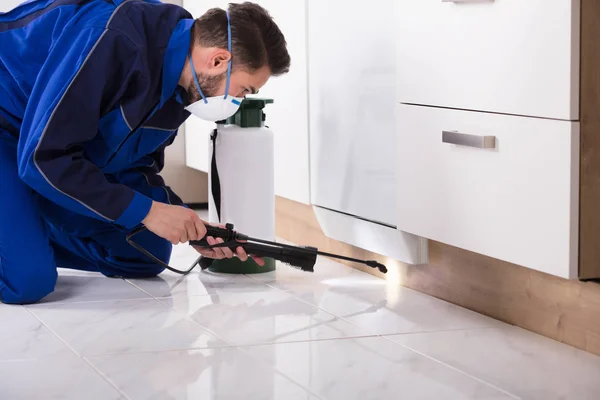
[{"left": 276, "top": 196, "right": 600, "bottom": 357}]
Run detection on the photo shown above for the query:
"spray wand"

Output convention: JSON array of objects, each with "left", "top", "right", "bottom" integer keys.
[{"left": 126, "top": 223, "right": 388, "bottom": 276}]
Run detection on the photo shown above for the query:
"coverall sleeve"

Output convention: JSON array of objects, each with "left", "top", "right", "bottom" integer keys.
[
  {"left": 18, "top": 27, "right": 153, "bottom": 229},
  {"left": 144, "top": 134, "right": 185, "bottom": 207}
]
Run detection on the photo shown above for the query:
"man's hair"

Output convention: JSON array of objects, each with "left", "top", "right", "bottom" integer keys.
[{"left": 193, "top": 2, "right": 291, "bottom": 76}]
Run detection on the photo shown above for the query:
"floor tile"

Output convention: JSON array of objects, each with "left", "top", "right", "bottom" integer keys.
[
  {"left": 250, "top": 257, "right": 386, "bottom": 294},
  {"left": 27, "top": 298, "right": 228, "bottom": 356},
  {"left": 127, "top": 269, "right": 275, "bottom": 298},
  {"left": 0, "top": 304, "right": 72, "bottom": 361},
  {"left": 0, "top": 354, "right": 123, "bottom": 400},
  {"left": 41, "top": 269, "right": 150, "bottom": 303},
  {"left": 162, "top": 291, "right": 372, "bottom": 346},
  {"left": 389, "top": 327, "right": 600, "bottom": 400},
  {"left": 293, "top": 284, "right": 502, "bottom": 335},
  {"left": 245, "top": 337, "right": 515, "bottom": 400},
  {"left": 7, "top": 223, "right": 598, "bottom": 400},
  {"left": 87, "top": 347, "right": 320, "bottom": 400}
]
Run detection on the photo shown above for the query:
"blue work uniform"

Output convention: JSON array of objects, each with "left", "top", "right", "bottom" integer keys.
[{"left": 0, "top": 0, "right": 194, "bottom": 304}]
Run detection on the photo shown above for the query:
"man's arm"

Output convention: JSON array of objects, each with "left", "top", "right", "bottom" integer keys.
[
  {"left": 18, "top": 27, "right": 152, "bottom": 229},
  {"left": 142, "top": 133, "right": 185, "bottom": 207}
]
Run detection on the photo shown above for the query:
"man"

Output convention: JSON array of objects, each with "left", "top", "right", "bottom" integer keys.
[{"left": 0, "top": 0, "right": 291, "bottom": 304}]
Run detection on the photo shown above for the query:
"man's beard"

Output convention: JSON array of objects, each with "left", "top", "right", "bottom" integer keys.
[{"left": 187, "top": 72, "right": 225, "bottom": 103}]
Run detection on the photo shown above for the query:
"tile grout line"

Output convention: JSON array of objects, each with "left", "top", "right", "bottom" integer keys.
[
  {"left": 152, "top": 295, "right": 242, "bottom": 348},
  {"left": 24, "top": 307, "right": 82, "bottom": 357},
  {"left": 84, "top": 271, "right": 512, "bottom": 398},
  {"left": 268, "top": 288, "right": 522, "bottom": 398},
  {"left": 381, "top": 334, "right": 522, "bottom": 400},
  {"left": 380, "top": 325, "right": 503, "bottom": 336},
  {"left": 242, "top": 272, "right": 304, "bottom": 295},
  {"left": 30, "top": 296, "right": 159, "bottom": 307},
  {"left": 87, "top": 344, "right": 327, "bottom": 400},
  {"left": 23, "top": 307, "right": 132, "bottom": 400},
  {"left": 217, "top": 274, "right": 478, "bottom": 343},
  {"left": 148, "top": 272, "right": 506, "bottom": 347},
  {"left": 291, "top": 291, "right": 522, "bottom": 398},
  {"left": 234, "top": 344, "right": 327, "bottom": 400},
  {"left": 22, "top": 268, "right": 515, "bottom": 399},
  {"left": 81, "top": 356, "right": 134, "bottom": 400},
  {"left": 208, "top": 270, "right": 327, "bottom": 399},
  {"left": 123, "top": 271, "right": 283, "bottom": 300},
  {"left": 274, "top": 281, "right": 508, "bottom": 338},
  {"left": 151, "top": 290, "right": 383, "bottom": 348},
  {"left": 72, "top": 334, "right": 379, "bottom": 358},
  {"left": 138, "top": 294, "right": 328, "bottom": 399},
  {"left": 152, "top": 283, "right": 375, "bottom": 345},
  {"left": 123, "top": 277, "right": 162, "bottom": 299},
  {"left": 156, "top": 288, "right": 390, "bottom": 348},
  {"left": 150, "top": 292, "right": 341, "bottom": 352}
]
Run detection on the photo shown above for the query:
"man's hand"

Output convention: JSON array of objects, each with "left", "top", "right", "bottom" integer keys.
[
  {"left": 142, "top": 203, "right": 264, "bottom": 266},
  {"left": 142, "top": 201, "right": 207, "bottom": 244},
  {"left": 192, "top": 224, "right": 265, "bottom": 266}
]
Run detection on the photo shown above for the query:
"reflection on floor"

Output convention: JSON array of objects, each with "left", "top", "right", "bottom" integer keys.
[{"left": 2, "top": 240, "right": 600, "bottom": 399}]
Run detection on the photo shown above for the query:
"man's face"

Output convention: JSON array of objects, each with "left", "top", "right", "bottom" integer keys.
[{"left": 186, "top": 49, "right": 271, "bottom": 104}]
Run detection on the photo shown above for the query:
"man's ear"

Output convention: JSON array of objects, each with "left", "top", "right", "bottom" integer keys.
[{"left": 210, "top": 49, "right": 232, "bottom": 72}]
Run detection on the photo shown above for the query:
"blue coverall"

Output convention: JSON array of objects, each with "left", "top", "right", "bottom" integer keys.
[{"left": 0, "top": 0, "right": 194, "bottom": 303}]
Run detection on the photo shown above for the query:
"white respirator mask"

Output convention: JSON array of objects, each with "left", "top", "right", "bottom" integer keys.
[{"left": 185, "top": 11, "right": 243, "bottom": 122}]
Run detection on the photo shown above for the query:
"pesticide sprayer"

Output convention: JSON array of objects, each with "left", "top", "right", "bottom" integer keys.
[{"left": 126, "top": 223, "right": 388, "bottom": 276}]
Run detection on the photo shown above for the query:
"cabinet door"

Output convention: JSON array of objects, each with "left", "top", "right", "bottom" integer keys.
[
  {"left": 395, "top": 0, "right": 580, "bottom": 120},
  {"left": 308, "top": 0, "right": 398, "bottom": 226},
  {"left": 182, "top": 0, "right": 311, "bottom": 204},
  {"left": 397, "top": 104, "right": 579, "bottom": 278}
]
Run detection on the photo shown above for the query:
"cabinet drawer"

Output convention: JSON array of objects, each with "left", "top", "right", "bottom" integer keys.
[
  {"left": 395, "top": 0, "right": 580, "bottom": 120},
  {"left": 397, "top": 105, "right": 579, "bottom": 278}
]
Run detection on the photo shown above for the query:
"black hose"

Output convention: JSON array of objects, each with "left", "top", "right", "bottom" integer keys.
[{"left": 125, "top": 227, "right": 202, "bottom": 275}]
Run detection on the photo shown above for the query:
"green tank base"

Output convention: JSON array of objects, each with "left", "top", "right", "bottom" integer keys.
[{"left": 208, "top": 257, "right": 276, "bottom": 274}]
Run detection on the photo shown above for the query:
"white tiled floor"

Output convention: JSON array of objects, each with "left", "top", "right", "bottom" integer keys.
[{"left": 3, "top": 242, "right": 600, "bottom": 399}]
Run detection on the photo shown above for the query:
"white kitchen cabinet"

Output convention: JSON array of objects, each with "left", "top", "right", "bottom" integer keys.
[
  {"left": 249, "top": 0, "right": 310, "bottom": 205},
  {"left": 308, "top": 0, "right": 398, "bottom": 226},
  {"left": 397, "top": 104, "right": 579, "bottom": 278},
  {"left": 395, "top": 0, "right": 580, "bottom": 121},
  {"left": 308, "top": 0, "right": 427, "bottom": 264},
  {"left": 183, "top": 0, "right": 311, "bottom": 204}
]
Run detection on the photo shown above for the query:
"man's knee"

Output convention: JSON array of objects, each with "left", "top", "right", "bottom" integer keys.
[
  {"left": 0, "top": 236, "right": 58, "bottom": 305},
  {"left": 130, "top": 263, "right": 166, "bottom": 278},
  {"left": 147, "top": 235, "right": 172, "bottom": 266},
  {"left": 101, "top": 233, "right": 171, "bottom": 279},
  {"left": 0, "top": 269, "right": 57, "bottom": 305}
]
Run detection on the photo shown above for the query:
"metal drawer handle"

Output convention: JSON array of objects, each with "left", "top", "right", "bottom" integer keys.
[{"left": 442, "top": 130, "right": 496, "bottom": 149}]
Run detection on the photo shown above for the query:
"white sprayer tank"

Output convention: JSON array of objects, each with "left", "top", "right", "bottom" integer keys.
[{"left": 206, "top": 98, "right": 276, "bottom": 273}]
